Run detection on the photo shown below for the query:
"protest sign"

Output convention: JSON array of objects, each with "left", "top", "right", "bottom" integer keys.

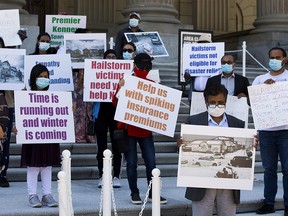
[
  {"left": 124, "top": 32, "right": 168, "bottom": 57},
  {"left": 248, "top": 82, "right": 288, "bottom": 130},
  {"left": 0, "top": 48, "right": 25, "bottom": 90},
  {"left": 177, "top": 124, "right": 256, "bottom": 190},
  {"left": 178, "top": 30, "right": 212, "bottom": 84},
  {"left": 25, "top": 54, "right": 73, "bottom": 91},
  {"left": 190, "top": 92, "right": 249, "bottom": 127},
  {"left": 64, "top": 33, "right": 106, "bottom": 68},
  {"left": 114, "top": 75, "right": 182, "bottom": 137},
  {"left": 182, "top": 42, "right": 224, "bottom": 76},
  {"left": 45, "top": 15, "right": 87, "bottom": 47},
  {"left": 0, "top": 9, "right": 22, "bottom": 46},
  {"left": 14, "top": 91, "right": 75, "bottom": 144},
  {"left": 83, "top": 59, "right": 133, "bottom": 102}
]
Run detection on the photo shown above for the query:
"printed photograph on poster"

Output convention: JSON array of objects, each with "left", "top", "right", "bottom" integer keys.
[
  {"left": 0, "top": 48, "right": 26, "bottom": 90},
  {"left": 177, "top": 30, "right": 212, "bottom": 84},
  {"left": 124, "top": 32, "right": 169, "bottom": 57},
  {"left": 64, "top": 33, "right": 106, "bottom": 68},
  {"left": 177, "top": 124, "right": 256, "bottom": 190}
]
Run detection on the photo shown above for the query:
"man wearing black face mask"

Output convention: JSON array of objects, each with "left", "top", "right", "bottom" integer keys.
[
  {"left": 177, "top": 83, "right": 244, "bottom": 216},
  {"left": 112, "top": 53, "right": 167, "bottom": 205},
  {"left": 115, "top": 12, "right": 143, "bottom": 59},
  {"left": 253, "top": 47, "right": 288, "bottom": 215}
]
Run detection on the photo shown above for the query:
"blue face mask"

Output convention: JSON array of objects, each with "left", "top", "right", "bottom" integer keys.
[
  {"left": 269, "top": 59, "right": 283, "bottom": 71},
  {"left": 221, "top": 64, "right": 233, "bottom": 73},
  {"left": 129, "top": 18, "right": 139, "bottom": 27},
  {"left": 122, "top": 51, "right": 133, "bottom": 60},
  {"left": 36, "top": 77, "right": 50, "bottom": 89}
]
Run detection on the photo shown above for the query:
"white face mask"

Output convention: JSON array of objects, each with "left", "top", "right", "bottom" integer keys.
[
  {"left": 207, "top": 106, "right": 226, "bottom": 117},
  {"left": 39, "top": 42, "right": 50, "bottom": 51},
  {"left": 129, "top": 18, "right": 139, "bottom": 27}
]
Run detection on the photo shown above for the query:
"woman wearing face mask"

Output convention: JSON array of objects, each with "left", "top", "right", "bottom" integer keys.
[
  {"left": 121, "top": 42, "right": 137, "bottom": 60},
  {"left": 20, "top": 64, "right": 60, "bottom": 208},
  {"left": 115, "top": 12, "right": 143, "bottom": 59},
  {"left": 32, "top": 32, "right": 57, "bottom": 55}
]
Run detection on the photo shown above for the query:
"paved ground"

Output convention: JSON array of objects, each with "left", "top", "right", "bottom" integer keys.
[{"left": 0, "top": 173, "right": 285, "bottom": 216}]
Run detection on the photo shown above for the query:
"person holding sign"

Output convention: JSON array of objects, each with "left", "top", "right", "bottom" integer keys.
[
  {"left": 20, "top": 64, "right": 60, "bottom": 208},
  {"left": 115, "top": 12, "right": 143, "bottom": 58},
  {"left": 112, "top": 53, "right": 167, "bottom": 205},
  {"left": 31, "top": 32, "right": 57, "bottom": 55},
  {"left": 206, "top": 54, "right": 250, "bottom": 98},
  {"left": 94, "top": 49, "right": 122, "bottom": 188},
  {"left": 184, "top": 34, "right": 213, "bottom": 106},
  {"left": 178, "top": 83, "right": 245, "bottom": 216},
  {"left": 253, "top": 47, "right": 288, "bottom": 215}
]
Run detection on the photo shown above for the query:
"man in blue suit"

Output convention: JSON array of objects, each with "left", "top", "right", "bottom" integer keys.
[{"left": 178, "top": 83, "right": 245, "bottom": 216}]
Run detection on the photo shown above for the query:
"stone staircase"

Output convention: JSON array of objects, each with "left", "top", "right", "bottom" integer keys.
[
  {"left": 6, "top": 63, "right": 285, "bottom": 215},
  {"left": 7, "top": 63, "right": 267, "bottom": 182}
]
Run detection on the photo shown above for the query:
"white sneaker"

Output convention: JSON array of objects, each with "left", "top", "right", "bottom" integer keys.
[
  {"left": 98, "top": 177, "right": 103, "bottom": 188},
  {"left": 113, "top": 177, "right": 121, "bottom": 188}
]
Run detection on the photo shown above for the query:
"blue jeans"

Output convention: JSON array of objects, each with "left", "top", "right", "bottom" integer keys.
[
  {"left": 124, "top": 135, "right": 156, "bottom": 196},
  {"left": 259, "top": 130, "right": 288, "bottom": 206}
]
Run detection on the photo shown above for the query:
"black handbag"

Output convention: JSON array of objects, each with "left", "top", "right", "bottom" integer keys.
[
  {"left": 87, "top": 120, "right": 95, "bottom": 136},
  {"left": 113, "top": 129, "right": 130, "bottom": 153}
]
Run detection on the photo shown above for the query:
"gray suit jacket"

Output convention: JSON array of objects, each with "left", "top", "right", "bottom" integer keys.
[{"left": 184, "top": 111, "right": 245, "bottom": 204}]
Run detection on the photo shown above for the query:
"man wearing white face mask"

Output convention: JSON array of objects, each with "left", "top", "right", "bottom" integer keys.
[
  {"left": 115, "top": 12, "right": 143, "bottom": 58},
  {"left": 206, "top": 54, "right": 250, "bottom": 99},
  {"left": 253, "top": 47, "right": 288, "bottom": 215},
  {"left": 177, "top": 83, "right": 245, "bottom": 216}
]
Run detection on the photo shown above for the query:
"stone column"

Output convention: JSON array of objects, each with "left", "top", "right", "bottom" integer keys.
[
  {"left": 0, "top": 0, "right": 28, "bottom": 14},
  {"left": 253, "top": 0, "right": 288, "bottom": 33},
  {"left": 239, "top": 0, "right": 288, "bottom": 66}
]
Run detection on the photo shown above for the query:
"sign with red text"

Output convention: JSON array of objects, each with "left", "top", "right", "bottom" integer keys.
[
  {"left": 182, "top": 42, "right": 224, "bottom": 76},
  {"left": 83, "top": 59, "right": 133, "bottom": 102},
  {"left": 114, "top": 75, "right": 182, "bottom": 137},
  {"left": 45, "top": 15, "right": 87, "bottom": 47},
  {"left": 14, "top": 91, "right": 75, "bottom": 144},
  {"left": 248, "top": 82, "right": 288, "bottom": 130}
]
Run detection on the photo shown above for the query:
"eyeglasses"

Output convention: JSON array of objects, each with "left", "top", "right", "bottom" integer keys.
[
  {"left": 123, "top": 48, "right": 134, "bottom": 53},
  {"left": 207, "top": 104, "right": 226, "bottom": 109}
]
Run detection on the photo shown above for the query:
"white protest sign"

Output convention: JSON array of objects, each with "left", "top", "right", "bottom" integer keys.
[
  {"left": 190, "top": 92, "right": 249, "bottom": 127},
  {"left": 83, "top": 59, "right": 133, "bottom": 102},
  {"left": 0, "top": 9, "right": 22, "bottom": 46},
  {"left": 64, "top": 33, "right": 106, "bottom": 69},
  {"left": 248, "top": 82, "right": 288, "bottom": 130},
  {"left": 146, "top": 69, "right": 160, "bottom": 83},
  {"left": 14, "top": 91, "right": 75, "bottom": 144},
  {"left": 114, "top": 75, "right": 182, "bottom": 137},
  {"left": 0, "top": 48, "right": 26, "bottom": 90},
  {"left": 182, "top": 42, "right": 224, "bottom": 76},
  {"left": 24, "top": 54, "right": 73, "bottom": 91},
  {"left": 45, "top": 15, "right": 87, "bottom": 47}
]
